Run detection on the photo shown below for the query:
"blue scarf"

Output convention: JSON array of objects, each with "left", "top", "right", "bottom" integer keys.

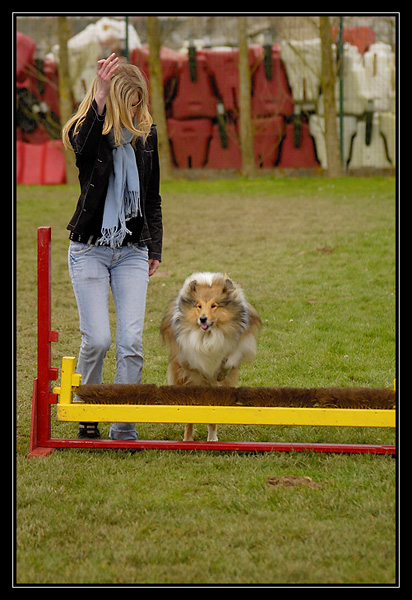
[{"left": 97, "top": 126, "right": 141, "bottom": 248}]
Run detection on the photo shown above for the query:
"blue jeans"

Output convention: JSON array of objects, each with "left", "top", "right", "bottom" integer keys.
[{"left": 68, "top": 241, "right": 149, "bottom": 440}]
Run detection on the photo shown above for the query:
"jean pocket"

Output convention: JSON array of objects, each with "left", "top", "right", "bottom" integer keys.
[
  {"left": 69, "top": 241, "right": 96, "bottom": 256},
  {"left": 131, "top": 244, "right": 148, "bottom": 256}
]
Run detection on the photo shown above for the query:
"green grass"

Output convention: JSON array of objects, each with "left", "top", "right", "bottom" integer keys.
[{"left": 15, "top": 177, "right": 397, "bottom": 585}]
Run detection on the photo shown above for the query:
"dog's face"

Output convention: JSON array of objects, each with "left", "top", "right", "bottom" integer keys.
[
  {"left": 180, "top": 276, "right": 241, "bottom": 333},
  {"left": 194, "top": 293, "right": 220, "bottom": 331}
]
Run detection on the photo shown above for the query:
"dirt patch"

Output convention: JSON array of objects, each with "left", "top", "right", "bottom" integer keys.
[
  {"left": 316, "top": 246, "right": 335, "bottom": 254},
  {"left": 267, "top": 475, "right": 325, "bottom": 489}
]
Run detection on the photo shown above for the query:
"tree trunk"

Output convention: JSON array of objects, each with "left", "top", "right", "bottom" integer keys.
[
  {"left": 147, "top": 16, "right": 173, "bottom": 181},
  {"left": 237, "top": 17, "right": 255, "bottom": 177},
  {"left": 319, "top": 16, "right": 343, "bottom": 177},
  {"left": 57, "top": 16, "right": 77, "bottom": 185}
]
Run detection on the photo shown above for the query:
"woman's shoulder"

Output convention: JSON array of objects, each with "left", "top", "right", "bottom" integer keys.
[
  {"left": 148, "top": 124, "right": 158, "bottom": 144},
  {"left": 136, "top": 124, "right": 157, "bottom": 151}
]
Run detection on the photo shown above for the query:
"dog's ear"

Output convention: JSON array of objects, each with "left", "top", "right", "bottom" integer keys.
[
  {"left": 223, "top": 277, "right": 234, "bottom": 293},
  {"left": 180, "top": 279, "right": 198, "bottom": 306}
]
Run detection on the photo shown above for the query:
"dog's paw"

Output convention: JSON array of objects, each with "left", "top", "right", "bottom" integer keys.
[
  {"left": 217, "top": 362, "right": 233, "bottom": 382},
  {"left": 207, "top": 424, "right": 218, "bottom": 442},
  {"left": 216, "top": 369, "right": 229, "bottom": 382}
]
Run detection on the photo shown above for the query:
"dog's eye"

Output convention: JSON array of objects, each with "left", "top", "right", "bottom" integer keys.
[
  {"left": 196, "top": 304, "right": 202, "bottom": 310},
  {"left": 211, "top": 303, "right": 217, "bottom": 309}
]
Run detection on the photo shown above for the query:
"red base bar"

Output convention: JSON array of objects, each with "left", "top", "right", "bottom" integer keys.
[
  {"left": 27, "top": 447, "right": 55, "bottom": 457},
  {"left": 35, "top": 438, "right": 396, "bottom": 455}
]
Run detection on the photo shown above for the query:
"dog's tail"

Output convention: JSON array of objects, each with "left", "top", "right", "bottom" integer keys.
[{"left": 247, "top": 301, "right": 262, "bottom": 332}]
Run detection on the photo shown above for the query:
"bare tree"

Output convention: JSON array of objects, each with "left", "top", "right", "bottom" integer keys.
[
  {"left": 57, "top": 16, "right": 77, "bottom": 185},
  {"left": 237, "top": 17, "right": 255, "bottom": 177},
  {"left": 147, "top": 16, "right": 173, "bottom": 181},
  {"left": 319, "top": 16, "right": 342, "bottom": 177}
]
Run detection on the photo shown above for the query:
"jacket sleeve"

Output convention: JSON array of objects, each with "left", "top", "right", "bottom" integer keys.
[
  {"left": 145, "top": 126, "right": 163, "bottom": 262},
  {"left": 69, "top": 100, "right": 106, "bottom": 158}
]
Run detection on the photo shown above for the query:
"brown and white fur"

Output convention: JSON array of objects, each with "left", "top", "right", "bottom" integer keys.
[{"left": 160, "top": 272, "right": 261, "bottom": 441}]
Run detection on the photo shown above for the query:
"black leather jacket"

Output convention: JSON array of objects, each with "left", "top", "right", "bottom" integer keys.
[{"left": 67, "top": 100, "right": 163, "bottom": 262}]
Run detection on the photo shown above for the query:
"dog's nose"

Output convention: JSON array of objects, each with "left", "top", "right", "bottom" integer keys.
[{"left": 199, "top": 316, "right": 208, "bottom": 324}]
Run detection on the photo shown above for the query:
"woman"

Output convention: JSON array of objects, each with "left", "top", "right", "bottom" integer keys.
[{"left": 62, "top": 54, "right": 162, "bottom": 440}]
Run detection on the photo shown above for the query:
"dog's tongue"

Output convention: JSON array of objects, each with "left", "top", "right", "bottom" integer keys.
[{"left": 201, "top": 323, "right": 208, "bottom": 330}]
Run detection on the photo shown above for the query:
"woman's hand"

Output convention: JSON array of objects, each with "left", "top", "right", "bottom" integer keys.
[
  {"left": 95, "top": 53, "right": 119, "bottom": 115},
  {"left": 148, "top": 259, "right": 160, "bottom": 277}
]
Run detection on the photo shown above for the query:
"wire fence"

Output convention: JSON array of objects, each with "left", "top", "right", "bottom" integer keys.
[{"left": 16, "top": 15, "right": 397, "bottom": 178}]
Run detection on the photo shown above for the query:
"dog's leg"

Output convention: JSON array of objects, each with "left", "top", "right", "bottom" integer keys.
[
  {"left": 207, "top": 424, "right": 218, "bottom": 442},
  {"left": 184, "top": 423, "right": 194, "bottom": 441}
]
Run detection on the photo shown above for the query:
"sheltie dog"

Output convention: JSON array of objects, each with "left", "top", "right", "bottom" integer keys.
[{"left": 160, "top": 272, "right": 261, "bottom": 441}]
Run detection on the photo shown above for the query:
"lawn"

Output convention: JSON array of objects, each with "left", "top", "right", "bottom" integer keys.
[{"left": 15, "top": 176, "right": 397, "bottom": 585}]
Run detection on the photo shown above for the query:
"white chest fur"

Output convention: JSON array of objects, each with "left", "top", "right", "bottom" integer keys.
[{"left": 176, "top": 327, "right": 237, "bottom": 379}]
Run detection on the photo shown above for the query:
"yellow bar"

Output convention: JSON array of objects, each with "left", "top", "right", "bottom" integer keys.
[
  {"left": 56, "top": 403, "right": 395, "bottom": 428},
  {"left": 53, "top": 356, "right": 81, "bottom": 404}
]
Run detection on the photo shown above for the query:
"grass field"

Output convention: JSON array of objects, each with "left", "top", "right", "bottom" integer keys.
[{"left": 15, "top": 176, "right": 397, "bottom": 585}]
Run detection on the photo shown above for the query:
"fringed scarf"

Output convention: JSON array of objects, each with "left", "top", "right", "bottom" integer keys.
[{"left": 97, "top": 126, "right": 141, "bottom": 248}]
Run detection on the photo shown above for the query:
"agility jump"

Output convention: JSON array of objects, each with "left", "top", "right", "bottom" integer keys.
[{"left": 28, "top": 227, "right": 396, "bottom": 457}]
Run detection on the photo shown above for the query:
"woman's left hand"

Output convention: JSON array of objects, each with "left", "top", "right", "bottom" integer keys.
[{"left": 148, "top": 259, "right": 160, "bottom": 277}]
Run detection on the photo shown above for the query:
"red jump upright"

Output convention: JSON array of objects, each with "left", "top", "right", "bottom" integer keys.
[{"left": 28, "top": 227, "right": 59, "bottom": 457}]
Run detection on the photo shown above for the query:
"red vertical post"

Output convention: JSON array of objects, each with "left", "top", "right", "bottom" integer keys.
[{"left": 28, "top": 227, "right": 58, "bottom": 457}]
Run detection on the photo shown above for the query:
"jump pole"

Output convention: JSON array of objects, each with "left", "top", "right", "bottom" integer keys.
[
  {"left": 28, "top": 227, "right": 59, "bottom": 457},
  {"left": 27, "top": 227, "right": 396, "bottom": 457}
]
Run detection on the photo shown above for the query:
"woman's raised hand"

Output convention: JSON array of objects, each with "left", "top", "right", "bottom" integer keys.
[{"left": 95, "top": 53, "right": 119, "bottom": 115}]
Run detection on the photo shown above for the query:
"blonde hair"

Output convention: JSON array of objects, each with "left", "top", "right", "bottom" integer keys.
[{"left": 62, "top": 63, "right": 153, "bottom": 150}]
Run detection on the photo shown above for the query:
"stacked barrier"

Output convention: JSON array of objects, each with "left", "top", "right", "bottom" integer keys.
[
  {"left": 306, "top": 40, "right": 396, "bottom": 170},
  {"left": 16, "top": 140, "right": 66, "bottom": 185},
  {"left": 16, "top": 25, "right": 396, "bottom": 179}
]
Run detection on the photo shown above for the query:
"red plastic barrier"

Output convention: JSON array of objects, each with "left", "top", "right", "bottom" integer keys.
[
  {"left": 16, "top": 32, "right": 36, "bottom": 85},
  {"left": 200, "top": 46, "right": 262, "bottom": 111},
  {"left": 17, "top": 44, "right": 60, "bottom": 118},
  {"left": 38, "top": 56, "right": 60, "bottom": 117},
  {"left": 331, "top": 26, "right": 375, "bottom": 54},
  {"left": 277, "top": 121, "right": 320, "bottom": 168},
  {"left": 43, "top": 140, "right": 67, "bottom": 184},
  {"left": 167, "top": 118, "right": 213, "bottom": 168},
  {"left": 16, "top": 140, "right": 25, "bottom": 183},
  {"left": 171, "top": 54, "right": 217, "bottom": 119},
  {"left": 206, "top": 116, "right": 285, "bottom": 169},
  {"left": 16, "top": 141, "right": 44, "bottom": 184},
  {"left": 251, "top": 45, "right": 294, "bottom": 118},
  {"left": 16, "top": 140, "right": 66, "bottom": 185},
  {"left": 206, "top": 123, "right": 242, "bottom": 169},
  {"left": 130, "top": 46, "right": 179, "bottom": 115},
  {"left": 254, "top": 116, "right": 285, "bottom": 167},
  {"left": 129, "top": 45, "right": 179, "bottom": 84},
  {"left": 16, "top": 127, "right": 50, "bottom": 145}
]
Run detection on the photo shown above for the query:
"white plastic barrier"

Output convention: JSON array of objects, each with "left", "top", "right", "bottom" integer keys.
[
  {"left": 316, "top": 42, "right": 396, "bottom": 118},
  {"left": 379, "top": 112, "right": 396, "bottom": 165},
  {"left": 340, "top": 43, "right": 369, "bottom": 115},
  {"left": 348, "top": 113, "right": 393, "bottom": 169},
  {"left": 309, "top": 115, "right": 357, "bottom": 168},
  {"left": 280, "top": 38, "right": 322, "bottom": 105},
  {"left": 364, "top": 42, "right": 396, "bottom": 114}
]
